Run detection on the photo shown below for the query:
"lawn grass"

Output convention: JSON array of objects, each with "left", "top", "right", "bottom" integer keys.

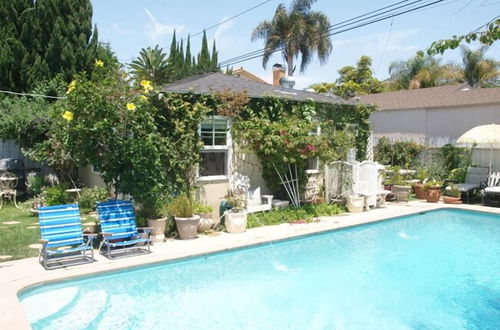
[{"left": 0, "top": 202, "right": 40, "bottom": 262}]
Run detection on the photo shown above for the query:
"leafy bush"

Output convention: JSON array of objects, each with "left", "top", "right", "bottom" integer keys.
[
  {"left": 78, "top": 187, "right": 109, "bottom": 214},
  {"left": 449, "top": 167, "right": 467, "bottom": 183},
  {"left": 194, "top": 204, "right": 213, "bottom": 214},
  {"left": 42, "top": 185, "right": 70, "bottom": 206},
  {"left": 375, "top": 137, "right": 424, "bottom": 168},
  {"left": 247, "top": 203, "right": 344, "bottom": 228},
  {"left": 438, "top": 144, "right": 472, "bottom": 174},
  {"left": 26, "top": 175, "right": 44, "bottom": 197}
]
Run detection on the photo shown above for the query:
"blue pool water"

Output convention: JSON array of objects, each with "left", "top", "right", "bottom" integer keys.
[{"left": 20, "top": 209, "right": 500, "bottom": 329}]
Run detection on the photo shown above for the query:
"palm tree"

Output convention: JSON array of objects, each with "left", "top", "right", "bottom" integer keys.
[
  {"left": 129, "top": 45, "right": 170, "bottom": 86},
  {"left": 388, "top": 53, "right": 461, "bottom": 90},
  {"left": 461, "top": 46, "right": 498, "bottom": 87},
  {"left": 251, "top": 0, "right": 332, "bottom": 77}
]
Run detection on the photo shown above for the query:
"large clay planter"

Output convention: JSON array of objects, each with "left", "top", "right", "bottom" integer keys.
[
  {"left": 426, "top": 187, "right": 441, "bottom": 203},
  {"left": 175, "top": 215, "right": 200, "bottom": 240},
  {"left": 197, "top": 212, "right": 215, "bottom": 232},
  {"left": 346, "top": 195, "right": 364, "bottom": 213},
  {"left": 414, "top": 183, "right": 427, "bottom": 199},
  {"left": 225, "top": 211, "right": 248, "bottom": 233},
  {"left": 443, "top": 196, "right": 462, "bottom": 204},
  {"left": 393, "top": 185, "right": 411, "bottom": 202},
  {"left": 147, "top": 218, "right": 167, "bottom": 242}
]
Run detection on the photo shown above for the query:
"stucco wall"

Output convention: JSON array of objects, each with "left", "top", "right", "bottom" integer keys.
[{"left": 370, "top": 103, "right": 500, "bottom": 147}]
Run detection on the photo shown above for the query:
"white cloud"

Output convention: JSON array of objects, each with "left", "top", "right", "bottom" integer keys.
[
  {"left": 360, "top": 28, "right": 421, "bottom": 54},
  {"left": 144, "top": 9, "right": 185, "bottom": 42}
]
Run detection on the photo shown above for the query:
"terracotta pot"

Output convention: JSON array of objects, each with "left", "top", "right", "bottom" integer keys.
[
  {"left": 426, "top": 187, "right": 441, "bottom": 203},
  {"left": 443, "top": 196, "right": 462, "bottom": 204},
  {"left": 414, "top": 183, "right": 427, "bottom": 199},
  {"left": 175, "top": 215, "right": 200, "bottom": 239}
]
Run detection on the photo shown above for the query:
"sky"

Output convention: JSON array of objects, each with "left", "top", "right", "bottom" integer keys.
[{"left": 91, "top": 0, "right": 499, "bottom": 89}]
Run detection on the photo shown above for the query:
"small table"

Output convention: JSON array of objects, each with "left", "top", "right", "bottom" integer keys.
[{"left": 0, "top": 172, "right": 18, "bottom": 209}]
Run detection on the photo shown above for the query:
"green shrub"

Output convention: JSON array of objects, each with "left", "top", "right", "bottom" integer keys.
[
  {"left": 247, "top": 203, "right": 344, "bottom": 228},
  {"left": 78, "top": 187, "right": 109, "bottom": 214},
  {"left": 27, "top": 175, "right": 44, "bottom": 197},
  {"left": 194, "top": 204, "right": 213, "bottom": 214},
  {"left": 375, "top": 137, "right": 424, "bottom": 168},
  {"left": 449, "top": 167, "right": 467, "bottom": 183},
  {"left": 43, "top": 185, "right": 70, "bottom": 206}
]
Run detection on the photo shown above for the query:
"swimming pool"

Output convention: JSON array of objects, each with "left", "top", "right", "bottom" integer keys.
[{"left": 20, "top": 209, "right": 500, "bottom": 329}]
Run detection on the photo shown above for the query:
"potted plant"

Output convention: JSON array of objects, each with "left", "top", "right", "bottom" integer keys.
[
  {"left": 424, "top": 181, "right": 442, "bottom": 203},
  {"left": 224, "top": 193, "right": 248, "bottom": 233},
  {"left": 413, "top": 168, "right": 428, "bottom": 199},
  {"left": 141, "top": 197, "right": 169, "bottom": 243},
  {"left": 391, "top": 169, "right": 411, "bottom": 202},
  {"left": 443, "top": 184, "right": 462, "bottom": 204},
  {"left": 195, "top": 204, "right": 215, "bottom": 232},
  {"left": 170, "top": 194, "right": 200, "bottom": 239}
]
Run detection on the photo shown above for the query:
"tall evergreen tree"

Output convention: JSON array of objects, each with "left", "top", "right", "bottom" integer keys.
[
  {"left": 185, "top": 35, "right": 192, "bottom": 76},
  {"left": 197, "top": 30, "right": 211, "bottom": 73},
  {"left": 0, "top": 0, "right": 99, "bottom": 92},
  {"left": 210, "top": 40, "right": 218, "bottom": 71}
]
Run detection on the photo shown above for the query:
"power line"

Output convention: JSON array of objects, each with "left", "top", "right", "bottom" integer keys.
[
  {"left": 218, "top": 0, "right": 447, "bottom": 67},
  {"left": 179, "top": 0, "right": 274, "bottom": 42},
  {"left": 0, "top": 90, "right": 67, "bottom": 100}
]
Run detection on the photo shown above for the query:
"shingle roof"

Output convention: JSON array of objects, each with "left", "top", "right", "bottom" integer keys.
[
  {"left": 356, "top": 84, "right": 500, "bottom": 111},
  {"left": 162, "top": 72, "right": 348, "bottom": 104}
]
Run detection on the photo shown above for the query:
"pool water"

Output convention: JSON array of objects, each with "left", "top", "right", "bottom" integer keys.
[{"left": 20, "top": 209, "right": 500, "bottom": 329}]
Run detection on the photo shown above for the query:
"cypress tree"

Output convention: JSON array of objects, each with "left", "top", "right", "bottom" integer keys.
[
  {"left": 0, "top": 0, "right": 99, "bottom": 92},
  {"left": 210, "top": 40, "right": 218, "bottom": 71},
  {"left": 197, "top": 30, "right": 211, "bottom": 73},
  {"left": 185, "top": 35, "right": 192, "bottom": 75}
]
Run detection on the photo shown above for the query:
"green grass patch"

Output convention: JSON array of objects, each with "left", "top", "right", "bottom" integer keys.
[
  {"left": 0, "top": 202, "right": 40, "bottom": 261},
  {"left": 248, "top": 203, "right": 346, "bottom": 228}
]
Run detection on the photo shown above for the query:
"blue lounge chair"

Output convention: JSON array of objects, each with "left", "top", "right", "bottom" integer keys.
[
  {"left": 97, "top": 200, "right": 152, "bottom": 259},
  {"left": 38, "top": 204, "right": 95, "bottom": 270}
]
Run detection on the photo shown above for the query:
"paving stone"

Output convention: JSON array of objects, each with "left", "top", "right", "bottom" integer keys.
[
  {"left": 0, "top": 255, "right": 12, "bottom": 260},
  {"left": 29, "top": 244, "right": 42, "bottom": 249},
  {"left": 3, "top": 221, "right": 20, "bottom": 225}
]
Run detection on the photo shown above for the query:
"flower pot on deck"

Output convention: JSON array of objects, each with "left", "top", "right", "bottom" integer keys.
[
  {"left": 175, "top": 215, "right": 200, "bottom": 239},
  {"left": 147, "top": 218, "right": 167, "bottom": 242},
  {"left": 346, "top": 195, "right": 364, "bottom": 213},
  {"left": 197, "top": 212, "right": 215, "bottom": 232},
  {"left": 393, "top": 185, "right": 411, "bottom": 202},
  {"left": 443, "top": 196, "right": 461, "bottom": 204},
  {"left": 414, "top": 183, "right": 427, "bottom": 199},
  {"left": 225, "top": 211, "right": 248, "bottom": 233},
  {"left": 426, "top": 187, "right": 441, "bottom": 203}
]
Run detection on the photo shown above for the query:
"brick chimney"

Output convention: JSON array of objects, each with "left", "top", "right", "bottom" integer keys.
[{"left": 272, "top": 63, "right": 286, "bottom": 86}]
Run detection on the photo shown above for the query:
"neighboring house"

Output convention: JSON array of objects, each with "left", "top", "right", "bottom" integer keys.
[
  {"left": 231, "top": 67, "right": 270, "bottom": 85},
  {"left": 358, "top": 84, "right": 500, "bottom": 171}
]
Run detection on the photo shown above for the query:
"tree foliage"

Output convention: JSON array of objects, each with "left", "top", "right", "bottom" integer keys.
[
  {"left": 129, "top": 45, "right": 171, "bottom": 86},
  {"left": 0, "top": 0, "right": 99, "bottom": 92},
  {"left": 460, "top": 46, "right": 498, "bottom": 87},
  {"left": 252, "top": 0, "right": 332, "bottom": 76},
  {"left": 310, "top": 56, "right": 385, "bottom": 99},
  {"left": 427, "top": 19, "right": 499, "bottom": 55}
]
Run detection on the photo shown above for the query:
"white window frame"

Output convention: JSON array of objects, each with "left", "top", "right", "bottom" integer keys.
[
  {"left": 197, "top": 116, "right": 232, "bottom": 182},
  {"left": 306, "top": 125, "right": 321, "bottom": 174}
]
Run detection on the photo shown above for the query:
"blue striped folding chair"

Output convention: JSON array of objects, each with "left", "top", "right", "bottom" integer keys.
[
  {"left": 38, "top": 204, "right": 96, "bottom": 270},
  {"left": 97, "top": 199, "right": 152, "bottom": 259}
]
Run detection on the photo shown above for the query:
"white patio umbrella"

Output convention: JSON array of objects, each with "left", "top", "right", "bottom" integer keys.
[{"left": 456, "top": 124, "right": 500, "bottom": 174}]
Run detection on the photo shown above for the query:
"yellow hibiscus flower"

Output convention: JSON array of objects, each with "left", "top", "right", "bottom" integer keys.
[
  {"left": 140, "top": 80, "right": 153, "bottom": 93},
  {"left": 66, "top": 80, "right": 76, "bottom": 94},
  {"left": 95, "top": 59, "right": 104, "bottom": 67},
  {"left": 126, "top": 103, "right": 136, "bottom": 111},
  {"left": 139, "top": 95, "right": 148, "bottom": 102},
  {"left": 62, "top": 111, "right": 74, "bottom": 121}
]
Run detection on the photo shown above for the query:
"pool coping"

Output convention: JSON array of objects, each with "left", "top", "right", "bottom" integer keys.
[{"left": 2, "top": 201, "right": 500, "bottom": 328}]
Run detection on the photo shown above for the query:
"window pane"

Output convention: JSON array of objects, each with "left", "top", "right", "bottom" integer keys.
[
  {"left": 200, "top": 152, "right": 226, "bottom": 176},
  {"left": 200, "top": 119, "right": 228, "bottom": 146},
  {"left": 307, "top": 158, "right": 319, "bottom": 171}
]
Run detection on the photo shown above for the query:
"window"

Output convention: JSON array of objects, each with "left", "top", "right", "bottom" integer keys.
[
  {"left": 306, "top": 125, "right": 321, "bottom": 173},
  {"left": 198, "top": 117, "right": 231, "bottom": 180}
]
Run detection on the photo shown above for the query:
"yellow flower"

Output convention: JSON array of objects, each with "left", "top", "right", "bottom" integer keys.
[
  {"left": 139, "top": 95, "right": 148, "bottom": 102},
  {"left": 95, "top": 59, "right": 104, "bottom": 67},
  {"left": 126, "top": 103, "right": 136, "bottom": 111},
  {"left": 66, "top": 80, "right": 76, "bottom": 94},
  {"left": 140, "top": 80, "right": 153, "bottom": 93},
  {"left": 62, "top": 111, "right": 74, "bottom": 121}
]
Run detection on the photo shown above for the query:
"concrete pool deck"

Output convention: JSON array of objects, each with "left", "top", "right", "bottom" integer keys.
[{"left": 2, "top": 201, "right": 500, "bottom": 328}]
